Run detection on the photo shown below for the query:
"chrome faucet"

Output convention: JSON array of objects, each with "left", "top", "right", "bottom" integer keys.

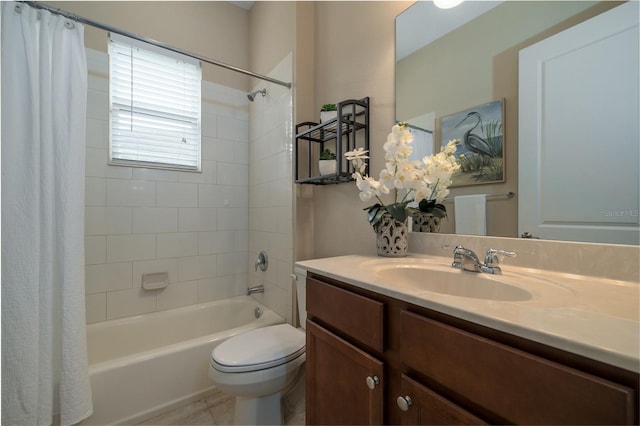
[
  {"left": 247, "top": 284, "right": 265, "bottom": 295},
  {"left": 452, "top": 246, "right": 516, "bottom": 275}
]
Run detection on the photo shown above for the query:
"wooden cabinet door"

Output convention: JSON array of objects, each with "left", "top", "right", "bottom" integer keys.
[
  {"left": 397, "top": 374, "right": 487, "bottom": 425},
  {"left": 401, "top": 310, "right": 636, "bottom": 424},
  {"left": 306, "top": 320, "right": 384, "bottom": 425}
]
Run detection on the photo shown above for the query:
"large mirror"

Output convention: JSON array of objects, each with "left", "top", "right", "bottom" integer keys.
[{"left": 396, "top": 1, "right": 639, "bottom": 245}]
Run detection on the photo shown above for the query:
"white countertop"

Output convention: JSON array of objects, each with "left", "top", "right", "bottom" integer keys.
[{"left": 296, "top": 254, "right": 640, "bottom": 373}]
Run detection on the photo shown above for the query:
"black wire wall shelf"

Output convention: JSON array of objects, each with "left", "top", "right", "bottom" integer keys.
[{"left": 295, "top": 97, "right": 370, "bottom": 185}]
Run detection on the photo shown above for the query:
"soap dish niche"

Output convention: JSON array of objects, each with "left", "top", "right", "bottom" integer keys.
[{"left": 142, "top": 272, "right": 169, "bottom": 290}]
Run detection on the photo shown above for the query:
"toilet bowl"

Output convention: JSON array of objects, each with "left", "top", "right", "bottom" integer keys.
[{"left": 208, "top": 271, "right": 308, "bottom": 425}]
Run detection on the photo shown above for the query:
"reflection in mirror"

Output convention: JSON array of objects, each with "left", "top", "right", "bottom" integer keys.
[{"left": 395, "top": 1, "right": 638, "bottom": 244}]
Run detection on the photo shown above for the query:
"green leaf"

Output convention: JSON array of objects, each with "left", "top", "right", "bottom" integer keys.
[
  {"left": 386, "top": 203, "right": 408, "bottom": 223},
  {"left": 366, "top": 204, "right": 382, "bottom": 226},
  {"left": 418, "top": 199, "right": 447, "bottom": 218}
]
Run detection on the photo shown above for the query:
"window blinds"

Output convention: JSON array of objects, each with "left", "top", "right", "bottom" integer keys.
[{"left": 109, "top": 33, "right": 202, "bottom": 170}]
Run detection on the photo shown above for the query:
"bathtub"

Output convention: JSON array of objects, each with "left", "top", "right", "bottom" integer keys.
[{"left": 81, "top": 296, "right": 284, "bottom": 425}]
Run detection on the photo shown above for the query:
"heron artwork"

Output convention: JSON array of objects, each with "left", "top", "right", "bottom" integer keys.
[{"left": 440, "top": 99, "right": 505, "bottom": 185}]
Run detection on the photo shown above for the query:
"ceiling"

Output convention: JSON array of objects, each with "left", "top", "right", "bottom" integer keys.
[{"left": 396, "top": 1, "right": 503, "bottom": 60}]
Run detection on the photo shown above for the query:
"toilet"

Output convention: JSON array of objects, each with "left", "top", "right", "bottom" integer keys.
[{"left": 208, "top": 274, "right": 307, "bottom": 425}]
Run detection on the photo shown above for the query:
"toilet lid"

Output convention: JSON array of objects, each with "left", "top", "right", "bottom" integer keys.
[{"left": 211, "top": 324, "right": 305, "bottom": 373}]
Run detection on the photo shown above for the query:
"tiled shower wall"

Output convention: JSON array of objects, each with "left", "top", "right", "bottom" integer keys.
[
  {"left": 248, "top": 54, "right": 294, "bottom": 323},
  {"left": 84, "top": 49, "right": 250, "bottom": 323}
]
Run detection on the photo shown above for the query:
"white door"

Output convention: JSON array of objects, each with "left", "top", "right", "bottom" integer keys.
[{"left": 519, "top": 1, "right": 639, "bottom": 245}]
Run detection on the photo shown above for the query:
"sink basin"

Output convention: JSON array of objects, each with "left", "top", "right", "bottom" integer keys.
[{"left": 375, "top": 266, "right": 532, "bottom": 301}]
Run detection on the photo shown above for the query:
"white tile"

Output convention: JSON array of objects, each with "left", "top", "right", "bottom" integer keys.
[
  {"left": 178, "top": 161, "right": 216, "bottom": 184},
  {"left": 202, "top": 80, "right": 227, "bottom": 101},
  {"left": 157, "top": 233, "right": 198, "bottom": 259},
  {"left": 86, "top": 119, "right": 108, "bottom": 148},
  {"left": 133, "top": 258, "right": 179, "bottom": 286},
  {"left": 86, "top": 148, "right": 132, "bottom": 179},
  {"left": 217, "top": 162, "right": 248, "bottom": 186},
  {"left": 275, "top": 259, "right": 294, "bottom": 291},
  {"left": 197, "top": 276, "right": 235, "bottom": 302},
  {"left": 85, "top": 177, "right": 106, "bottom": 206},
  {"left": 178, "top": 208, "right": 217, "bottom": 232},
  {"left": 106, "top": 179, "right": 156, "bottom": 207},
  {"left": 250, "top": 182, "right": 270, "bottom": 208},
  {"left": 203, "top": 93, "right": 235, "bottom": 118},
  {"left": 272, "top": 151, "right": 292, "bottom": 181},
  {"left": 86, "top": 262, "right": 132, "bottom": 294},
  {"left": 85, "top": 236, "right": 106, "bottom": 265},
  {"left": 132, "top": 167, "right": 178, "bottom": 182},
  {"left": 269, "top": 178, "right": 293, "bottom": 207},
  {"left": 87, "top": 74, "right": 108, "bottom": 92},
  {"left": 249, "top": 230, "right": 269, "bottom": 255},
  {"left": 198, "top": 184, "right": 234, "bottom": 208},
  {"left": 211, "top": 139, "right": 235, "bottom": 162},
  {"left": 156, "top": 281, "right": 199, "bottom": 311},
  {"left": 178, "top": 255, "right": 217, "bottom": 282},
  {"left": 263, "top": 283, "right": 287, "bottom": 319},
  {"left": 106, "top": 234, "right": 156, "bottom": 263},
  {"left": 276, "top": 206, "right": 293, "bottom": 234},
  {"left": 234, "top": 229, "right": 249, "bottom": 252},
  {"left": 202, "top": 115, "right": 218, "bottom": 138},
  {"left": 87, "top": 87, "right": 108, "bottom": 120},
  {"left": 217, "top": 252, "right": 248, "bottom": 277},
  {"left": 234, "top": 141, "right": 249, "bottom": 164},
  {"left": 233, "top": 185, "right": 249, "bottom": 208},
  {"left": 106, "top": 287, "right": 157, "bottom": 320},
  {"left": 85, "top": 207, "right": 132, "bottom": 235},
  {"left": 233, "top": 273, "right": 249, "bottom": 297},
  {"left": 198, "top": 231, "right": 235, "bottom": 255},
  {"left": 218, "top": 208, "right": 248, "bottom": 231},
  {"left": 86, "top": 293, "right": 107, "bottom": 324},
  {"left": 86, "top": 48, "right": 108, "bottom": 75},
  {"left": 156, "top": 182, "right": 198, "bottom": 207},
  {"left": 218, "top": 116, "right": 248, "bottom": 143},
  {"left": 133, "top": 208, "right": 178, "bottom": 234},
  {"left": 202, "top": 137, "right": 227, "bottom": 162}
]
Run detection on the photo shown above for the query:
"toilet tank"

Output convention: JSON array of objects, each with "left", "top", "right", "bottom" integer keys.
[{"left": 294, "top": 267, "right": 307, "bottom": 329}]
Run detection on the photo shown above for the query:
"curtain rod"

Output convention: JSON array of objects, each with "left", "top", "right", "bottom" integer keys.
[{"left": 22, "top": 1, "right": 293, "bottom": 89}]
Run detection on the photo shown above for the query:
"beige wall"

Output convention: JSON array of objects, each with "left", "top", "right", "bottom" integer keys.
[
  {"left": 46, "top": 1, "right": 251, "bottom": 90},
  {"left": 302, "top": 1, "right": 412, "bottom": 259}
]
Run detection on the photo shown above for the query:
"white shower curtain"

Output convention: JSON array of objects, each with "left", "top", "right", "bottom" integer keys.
[{"left": 1, "top": 2, "right": 93, "bottom": 425}]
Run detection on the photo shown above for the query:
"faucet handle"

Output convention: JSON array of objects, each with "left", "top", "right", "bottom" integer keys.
[
  {"left": 485, "top": 248, "right": 517, "bottom": 266},
  {"left": 255, "top": 251, "right": 268, "bottom": 272},
  {"left": 452, "top": 245, "right": 465, "bottom": 268}
]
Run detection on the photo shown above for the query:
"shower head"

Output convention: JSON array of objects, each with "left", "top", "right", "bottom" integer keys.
[{"left": 247, "top": 88, "right": 267, "bottom": 102}]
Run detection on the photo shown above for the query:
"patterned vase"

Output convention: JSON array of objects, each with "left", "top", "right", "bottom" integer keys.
[
  {"left": 374, "top": 213, "right": 408, "bottom": 257},
  {"left": 412, "top": 212, "right": 441, "bottom": 233}
]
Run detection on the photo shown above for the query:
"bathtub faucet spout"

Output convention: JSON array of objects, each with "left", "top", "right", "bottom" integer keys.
[{"left": 247, "top": 284, "right": 264, "bottom": 295}]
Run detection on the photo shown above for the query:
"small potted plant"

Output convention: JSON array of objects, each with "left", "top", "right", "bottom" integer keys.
[
  {"left": 320, "top": 103, "right": 337, "bottom": 126},
  {"left": 319, "top": 148, "right": 337, "bottom": 175}
]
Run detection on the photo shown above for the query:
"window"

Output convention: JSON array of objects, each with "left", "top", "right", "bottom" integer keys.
[{"left": 109, "top": 33, "right": 202, "bottom": 171}]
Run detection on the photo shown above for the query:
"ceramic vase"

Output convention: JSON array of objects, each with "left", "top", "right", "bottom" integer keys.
[
  {"left": 412, "top": 212, "right": 441, "bottom": 233},
  {"left": 374, "top": 213, "right": 408, "bottom": 257}
]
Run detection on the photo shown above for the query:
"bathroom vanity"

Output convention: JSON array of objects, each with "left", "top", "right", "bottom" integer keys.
[{"left": 297, "top": 255, "right": 639, "bottom": 425}]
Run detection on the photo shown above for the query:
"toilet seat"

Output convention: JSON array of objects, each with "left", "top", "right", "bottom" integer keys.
[{"left": 211, "top": 324, "right": 305, "bottom": 373}]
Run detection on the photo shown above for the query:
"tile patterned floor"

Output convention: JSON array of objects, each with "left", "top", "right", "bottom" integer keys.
[{"left": 137, "top": 386, "right": 305, "bottom": 426}]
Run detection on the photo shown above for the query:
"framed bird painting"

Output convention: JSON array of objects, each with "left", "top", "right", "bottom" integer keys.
[{"left": 440, "top": 99, "right": 505, "bottom": 187}]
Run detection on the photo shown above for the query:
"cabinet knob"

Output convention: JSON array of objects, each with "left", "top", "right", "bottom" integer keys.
[
  {"left": 397, "top": 395, "right": 413, "bottom": 411},
  {"left": 365, "top": 375, "right": 380, "bottom": 390}
]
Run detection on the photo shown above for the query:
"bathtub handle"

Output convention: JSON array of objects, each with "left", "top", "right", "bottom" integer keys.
[{"left": 255, "top": 251, "right": 268, "bottom": 272}]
